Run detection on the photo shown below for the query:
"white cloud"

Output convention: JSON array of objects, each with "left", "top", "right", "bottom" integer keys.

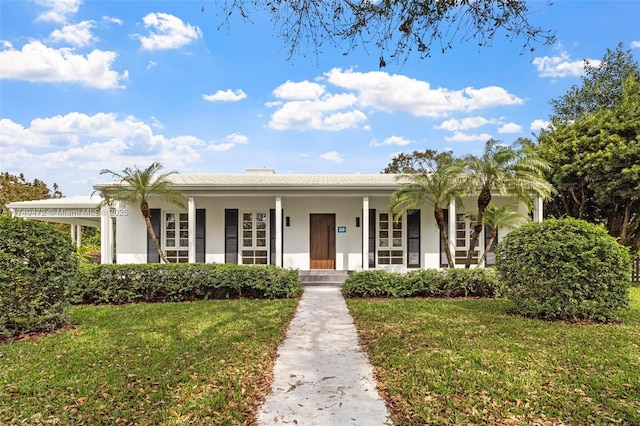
[
  {"left": 36, "top": 0, "right": 82, "bottom": 23},
  {"left": 28, "top": 112, "right": 153, "bottom": 143},
  {"left": 319, "top": 151, "right": 344, "bottom": 163},
  {"left": 0, "top": 112, "right": 204, "bottom": 177},
  {"left": 49, "top": 21, "right": 96, "bottom": 47},
  {"left": 532, "top": 49, "right": 600, "bottom": 78},
  {"left": 149, "top": 116, "right": 163, "bottom": 129},
  {"left": 530, "top": 119, "right": 551, "bottom": 132},
  {"left": 0, "top": 118, "right": 49, "bottom": 147},
  {"left": 435, "top": 116, "right": 492, "bottom": 131},
  {"left": 321, "top": 110, "right": 367, "bottom": 131},
  {"left": 103, "top": 16, "right": 122, "bottom": 25},
  {"left": 497, "top": 122, "right": 522, "bottom": 134},
  {"left": 444, "top": 131, "right": 493, "bottom": 142},
  {"left": 630, "top": 41, "right": 640, "bottom": 49},
  {"left": 136, "top": 13, "right": 202, "bottom": 51},
  {"left": 267, "top": 68, "right": 522, "bottom": 132},
  {"left": 146, "top": 61, "right": 157, "bottom": 70},
  {"left": 273, "top": 80, "right": 325, "bottom": 100},
  {"left": 462, "top": 87, "right": 523, "bottom": 110},
  {"left": 0, "top": 41, "right": 127, "bottom": 89},
  {"left": 225, "top": 132, "right": 248, "bottom": 144},
  {"left": 268, "top": 93, "right": 366, "bottom": 131},
  {"left": 207, "top": 132, "right": 249, "bottom": 151},
  {"left": 203, "top": 89, "right": 247, "bottom": 102},
  {"left": 370, "top": 135, "right": 412, "bottom": 147},
  {"left": 325, "top": 68, "right": 523, "bottom": 117}
]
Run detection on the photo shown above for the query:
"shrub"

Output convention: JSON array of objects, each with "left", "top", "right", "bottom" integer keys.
[
  {"left": 342, "top": 270, "right": 405, "bottom": 297},
  {"left": 440, "top": 268, "right": 503, "bottom": 298},
  {"left": 402, "top": 269, "right": 446, "bottom": 297},
  {"left": 496, "top": 218, "right": 631, "bottom": 322},
  {"left": 0, "top": 216, "right": 77, "bottom": 339},
  {"left": 343, "top": 268, "right": 501, "bottom": 298},
  {"left": 70, "top": 263, "right": 301, "bottom": 304}
]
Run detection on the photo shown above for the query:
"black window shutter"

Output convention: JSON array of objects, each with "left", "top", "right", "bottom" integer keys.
[
  {"left": 440, "top": 209, "right": 449, "bottom": 267},
  {"left": 368, "top": 209, "right": 376, "bottom": 268},
  {"left": 407, "top": 209, "right": 420, "bottom": 268},
  {"left": 225, "top": 209, "right": 238, "bottom": 264},
  {"left": 196, "top": 209, "right": 206, "bottom": 263},
  {"left": 268, "top": 209, "right": 284, "bottom": 265},
  {"left": 484, "top": 224, "right": 497, "bottom": 266},
  {"left": 269, "top": 209, "right": 275, "bottom": 265},
  {"left": 147, "top": 208, "right": 161, "bottom": 263}
]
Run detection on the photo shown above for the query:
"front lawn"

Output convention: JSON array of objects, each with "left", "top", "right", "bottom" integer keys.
[
  {"left": 0, "top": 299, "right": 297, "bottom": 425},
  {"left": 347, "top": 287, "right": 640, "bottom": 425}
]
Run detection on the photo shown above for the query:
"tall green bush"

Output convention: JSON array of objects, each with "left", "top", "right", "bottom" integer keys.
[
  {"left": 496, "top": 218, "right": 631, "bottom": 321},
  {"left": 0, "top": 216, "right": 77, "bottom": 339}
]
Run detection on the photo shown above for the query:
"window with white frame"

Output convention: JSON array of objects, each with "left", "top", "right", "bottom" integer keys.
[
  {"left": 455, "top": 213, "right": 478, "bottom": 264},
  {"left": 377, "top": 212, "right": 403, "bottom": 265},
  {"left": 165, "top": 212, "right": 189, "bottom": 263},
  {"left": 241, "top": 211, "right": 268, "bottom": 265}
]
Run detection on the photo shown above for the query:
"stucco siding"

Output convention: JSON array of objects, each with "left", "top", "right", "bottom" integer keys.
[{"left": 115, "top": 201, "right": 148, "bottom": 264}]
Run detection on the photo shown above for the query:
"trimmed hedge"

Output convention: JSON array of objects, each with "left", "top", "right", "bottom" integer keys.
[
  {"left": 496, "top": 218, "right": 631, "bottom": 322},
  {"left": 0, "top": 216, "right": 77, "bottom": 339},
  {"left": 69, "top": 263, "right": 302, "bottom": 304},
  {"left": 343, "top": 268, "right": 502, "bottom": 298}
]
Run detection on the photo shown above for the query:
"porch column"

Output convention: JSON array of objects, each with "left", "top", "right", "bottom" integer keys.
[
  {"left": 275, "top": 196, "right": 282, "bottom": 267},
  {"left": 100, "top": 207, "right": 113, "bottom": 264},
  {"left": 362, "top": 196, "right": 369, "bottom": 270},
  {"left": 76, "top": 225, "right": 82, "bottom": 248},
  {"left": 70, "top": 224, "right": 76, "bottom": 246},
  {"left": 188, "top": 197, "right": 196, "bottom": 263},
  {"left": 448, "top": 198, "right": 456, "bottom": 266},
  {"left": 533, "top": 196, "right": 544, "bottom": 223}
]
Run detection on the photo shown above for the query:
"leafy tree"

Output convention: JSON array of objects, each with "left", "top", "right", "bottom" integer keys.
[
  {"left": 466, "top": 204, "right": 529, "bottom": 267},
  {"left": 218, "top": 1, "right": 555, "bottom": 66},
  {"left": 382, "top": 149, "right": 455, "bottom": 174},
  {"left": 462, "top": 139, "right": 553, "bottom": 268},
  {"left": 539, "top": 45, "right": 640, "bottom": 250},
  {"left": 550, "top": 43, "right": 640, "bottom": 121},
  {"left": 97, "top": 162, "right": 187, "bottom": 264},
  {"left": 390, "top": 154, "right": 465, "bottom": 267},
  {"left": 0, "top": 172, "right": 62, "bottom": 214}
]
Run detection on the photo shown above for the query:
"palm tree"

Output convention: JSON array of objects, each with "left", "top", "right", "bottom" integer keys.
[
  {"left": 462, "top": 139, "right": 553, "bottom": 268},
  {"left": 97, "top": 162, "right": 186, "bottom": 264},
  {"left": 466, "top": 204, "right": 529, "bottom": 267},
  {"left": 390, "top": 162, "right": 465, "bottom": 268}
]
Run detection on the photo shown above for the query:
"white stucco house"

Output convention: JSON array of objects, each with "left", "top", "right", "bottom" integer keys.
[{"left": 7, "top": 169, "right": 543, "bottom": 270}]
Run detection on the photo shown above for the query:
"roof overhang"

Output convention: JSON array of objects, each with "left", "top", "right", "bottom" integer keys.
[{"left": 7, "top": 196, "right": 103, "bottom": 227}]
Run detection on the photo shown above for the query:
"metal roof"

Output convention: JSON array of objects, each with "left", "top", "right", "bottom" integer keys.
[
  {"left": 169, "top": 173, "right": 406, "bottom": 186},
  {"left": 95, "top": 173, "right": 411, "bottom": 191}
]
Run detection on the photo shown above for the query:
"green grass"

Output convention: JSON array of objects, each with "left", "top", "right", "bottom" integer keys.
[
  {"left": 0, "top": 299, "right": 297, "bottom": 425},
  {"left": 347, "top": 287, "right": 640, "bottom": 425}
]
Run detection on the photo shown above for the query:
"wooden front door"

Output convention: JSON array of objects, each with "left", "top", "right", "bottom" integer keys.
[{"left": 310, "top": 214, "right": 336, "bottom": 269}]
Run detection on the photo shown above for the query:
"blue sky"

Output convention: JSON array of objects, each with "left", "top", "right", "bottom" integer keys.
[{"left": 1, "top": 0, "right": 639, "bottom": 196}]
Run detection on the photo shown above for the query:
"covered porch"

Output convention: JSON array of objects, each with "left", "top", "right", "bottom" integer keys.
[{"left": 7, "top": 196, "right": 111, "bottom": 262}]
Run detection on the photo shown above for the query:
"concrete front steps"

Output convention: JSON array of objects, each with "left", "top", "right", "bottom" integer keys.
[{"left": 298, "top": 270, "right": 350, "bottom": 287}]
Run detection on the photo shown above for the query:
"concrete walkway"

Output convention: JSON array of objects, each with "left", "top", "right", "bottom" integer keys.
[{"left": 257, "top": 286, "right": 393, "bottom": 425}]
